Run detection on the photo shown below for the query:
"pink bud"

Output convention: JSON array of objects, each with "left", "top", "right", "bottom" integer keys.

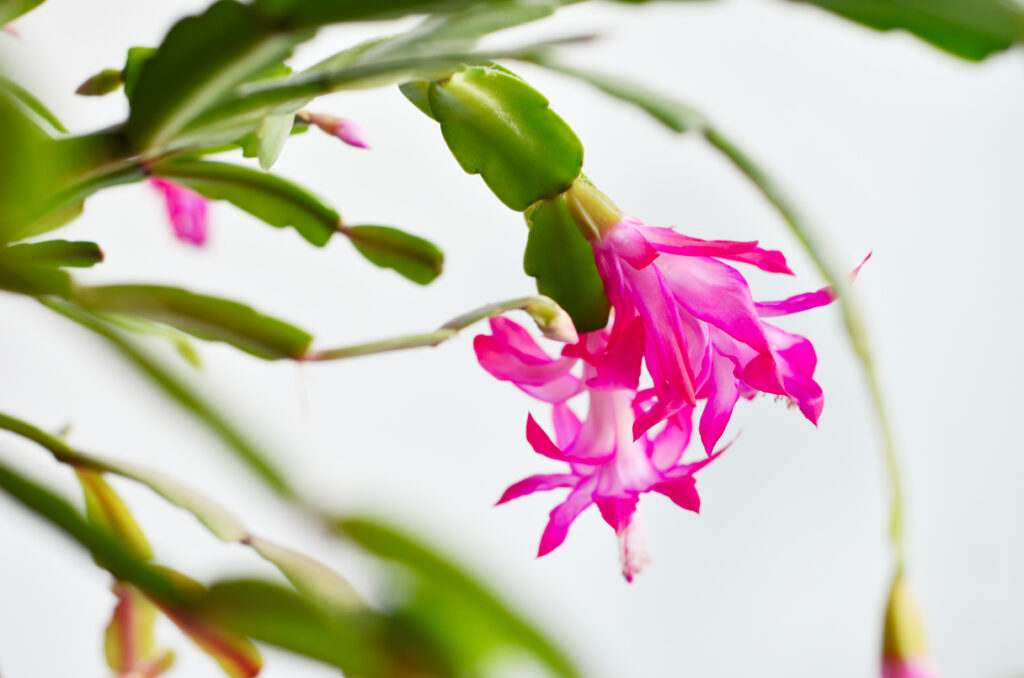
[
  {"left": 2, "top": 23, "right": 20, "bottom": 37},
  {"left": 148, "top": 178, "right": 209, "bottom": 247},
  {"left": 304, "top": 112, "right": 370, "bottom": 149}
]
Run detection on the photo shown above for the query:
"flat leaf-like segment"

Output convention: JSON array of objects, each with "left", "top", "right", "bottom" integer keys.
[
  {"left": 72, "top": 285, "right": 313, "bottom": 360},
  {"left": 524, "top": 195, "right": 609, "bottom": 332},
  {"left": 428, "top": 65, "right": 584, "bottom": 211},
  {"left": 151, "top": 160, "right": 339, "bottom": 246},
  {"left": 795, "top": 0, "right": 1024, "bottom": 60},
  {"left": 345, "top": 225, "right": 444, "bottom": 285},
  {"left": 125, "top": 0, "right": 311, "bottom": 152},
  {"left": 0, "top": 0, "right": 45, "bottom": 24}
]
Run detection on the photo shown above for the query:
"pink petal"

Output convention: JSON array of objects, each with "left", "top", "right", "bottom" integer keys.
[
  {"left": 617, "top": 513, "right": 651, "bottom": 583},
  {"left": 595, "top": 495, "right": 638, "bottom": 533},
  {"left": 473, "top": 334, "right": 578, "bottom": 387},
  {"left": 604, "top": 221, "right": 658, "bottom": 269},
  {"left": 497, "top": 473, "right": 578, "bottom": 504},
  {"left": 881, "top": 659, "right": 933, "bottom": 678},
  {"left": 519, "top": 376, "right": 586, "bottom": 404},
  {"left": 653, "top": 476, "right": 701, "bottom": 512},
  {"left": 335, "top": 119, "right": 370, "bottom": 149},
  {"left": 658, "top": 254, "right": 773, "bottom": 356},
  {"left": 538, "top": 477, "right": 597, "bottom": 556},
  {"left": 647, "top": 411, "right": 694, "bottom": 471},
  {"left": 640, "top": 227, "right": 793, "bottom": 275},
  {"left": 756, "top": 253, "right": 871, "bottom": 317},
  {"left": 149, "top": 178, "right": 209, "bottom": 246},
  {"left": 588, "top": 316, "right": 645, "bottom": 390},
  {"left": 552, "top": 403, "right": 581, "bottom": 449},
  {"left": 488, "top": 317, "right": 552, "bottom": 361},
  {"left": 697, "top": 350, "right": 741, "bottom": 455},
  {"left": 526, "top": 414, "right": 568, "bottom": 462}
]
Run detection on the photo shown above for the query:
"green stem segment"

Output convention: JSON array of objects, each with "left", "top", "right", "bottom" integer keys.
[
  {"left": 304, "top": 296, "right": 544, "bottom": 362},
  {"left": 703, "top": 126, "right": 905, "bottom": 570}
]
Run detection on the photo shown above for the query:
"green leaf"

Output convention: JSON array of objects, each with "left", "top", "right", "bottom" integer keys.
[
  {"left": 0, "top": 0, "right": 44, "bottom": 24},
  {"left": 345, "top": 225, "right": 444, "bottom": 285},
  {"left": 257, "top": 113, "right": 294, "bottom": 170},
  {"left": 254, "top": 0, "right": 490, "bottom": 26},
  {"left": 0, "top": 458, "right": 186, "bottom": 605},
  {"left": 795, "top": 0, "right": 1024, "bottom": 61},
  {"left": 0, "top": 75, "right": 68, "bottom": 135},
  {"left": 523, "top": 194, "right": 609, "bottom": 332},
  {"left": 104, "top": 583, "right": 175, "bottom": 676},
  {"left": 2, "top": 239, "right": 103, "bottom": 267},
  {"left": 337, "top": 517, "right": 580, "bottom": 678},
  {"left": 122, "top": 47, "right": 157, "bottom": 100},
  {"left": 71, "top": 284, "right": 313, "bottom": 360},
  {"left": 40, "top": 299, "right": 297, "bottom": 498},
  {"left": 530, "top": 55, "right": 708, "bottom": 133},
  {"left": 76, "top": 69, "right": 124, "bottom": 97},
  {"left": 96, "top": 314, "right": 203, "bottom": 368},
  {"left": 125, "top": 0, "right": 312, "bottom": 152},
  {"left": 246, "top": 537, "right": 363, "bottom": 614},
  {"left": 150, "top": 159, "right": 339, "bottom": 246},
  {"left": 192, "top": 580, "right": 376, "bottom": 674},
  {"left": 427, "top": 64, "right": 583, "bottom": 211}
]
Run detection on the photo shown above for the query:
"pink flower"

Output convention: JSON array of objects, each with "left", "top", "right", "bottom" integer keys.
[
  {"left": 148, "top": 178, "right": 209, "bottom": 246},
  {"left": 2, "top": 23, "right": 19, "bottom": 37},
  {"left": 565, "top": 179, "right": 829, "bottom": 450},
  {"left": 303, "top": 112, "right": 370, "bottom": 149},
  {"left": 476, "top": 319, "right": 723, "bottom": 580}
]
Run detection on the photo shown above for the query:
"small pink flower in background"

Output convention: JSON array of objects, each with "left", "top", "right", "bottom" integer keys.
[
  {"left": 149, "top": 178, "right": 209, "bottom": 246},
  {"left": 302, "top": 112, "right": 370, "bottom": 149},
  {"left": 882, "top": 659, "right": 933, "bottom": 678},
  {"left": 2, "top": 23, "right": 19, "bottom": 37}
]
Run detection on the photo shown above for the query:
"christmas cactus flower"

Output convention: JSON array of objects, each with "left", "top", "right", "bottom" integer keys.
[
  {"left": 563, "top": 178, "right": 831, "bottom": 449},
  {"left": 476, "top": 318, "right": 724, "bottom": 580},
  {"left": 300, "top": 111, "right": 371, "bottom": 149},
  {"left": 148, "top": 178, "right": 209, "bottom": 246}
]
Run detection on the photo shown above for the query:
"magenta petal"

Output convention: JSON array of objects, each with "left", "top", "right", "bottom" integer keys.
[
  {"left": 756, "top": 252, "right": 871, "bottom": 317},
  {"left": 658, "top": 255, "right": 772, "bottom": 356},
  {"left": 605, "top": 222, "right": 659, "bottom": 269},
  {"left": 335, "top": 119, "right": 370, "bottom": 149},
  {"left": 648, "top": 413, "right": 694, "bottom": 471},
  {"left": 698, "top": 350, "right": 741, "bottom": 455},
  {"left": 473, "top": 335, "right": 578, "bottom": 387},
  {"left": 588, "top": 316, "right": 644, "bottom": 390},
  {"left": 653, "top": 476, "right": 701, "bottom": 512},
  {"left": 149, "top": 178, "right": 209, "bottom": 246},
  {"left": 595, "top": 495, "right": 638, "bottom": 533},
  {"left": 526, "top": 414, "right": 568, "bottom": 462},
  {"left": 538, "top": 477, "right": 597, "bottom": 556},
  {"left": 519, "top": 376, "right": 585, "bottom": 404},
  {"left": 552, "top": 403, "right": 582, "bottom": 449},
  {"left": 497, "top": 473, "right": 578, "bottom": 504},
  {"left": 488, "top": 317, "right": 551, "bottom": 360},
  {"left": 639, "top": 227, "right": 793, "bottom": 274}
]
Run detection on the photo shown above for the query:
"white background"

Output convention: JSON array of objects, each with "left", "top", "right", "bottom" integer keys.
[{"left": 2, "top": 1, "right": 1023, "bottom": 676}]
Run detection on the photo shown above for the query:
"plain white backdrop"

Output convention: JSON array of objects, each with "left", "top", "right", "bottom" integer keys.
[{"left": 2, "top": 1, "right": 1023, "bottom": 676}]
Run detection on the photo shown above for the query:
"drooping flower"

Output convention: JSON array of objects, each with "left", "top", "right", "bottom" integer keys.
[
  {"left": 564, "top": 178, "right": 830, "bottom": 448},
  {"left": 476, "top": 318, "right": 723, "bottom": 580},
  {"left": 301, "top": 112, "right": 371, "bottom": 149},
  {"left": 148, "top": 178, "right": 209, "bottom": 246}
]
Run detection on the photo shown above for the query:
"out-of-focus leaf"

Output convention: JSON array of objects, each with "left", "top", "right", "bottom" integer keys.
[
  {"left": 2, "top": 239, "right": 103, "bottom": 267},
  {"left": 336, "top": 517, "right": 580, "bottom": 678},
  {"left": 427, "top": 64, "right": 583, "bottom": 211},
  {"left": 345, "top": 225, "right": 444, "bottom": 285},
  {"left": 254, "top": 0, "right": 490, "bottom": 26},
  {"left": 0, "top": 239, "right": 99, "bottom": 296},
  {"left": 192, "top": 579, "right": 376, "bottom": 674},
  {"left": 795, "top": 0, "right": 1024, "bottom": 61},
  {"left": 97, "top": 314, "right": 203, "bottom": 368},
  {"left": 529, "top": 54, "right": 708, "bottom": 133},
  {"left": 76, "top": 469, "right": 154, "bottom": 560},
  {"left": 104, "top": 583, "right": 176, "bottom": 676},
  {"left": 122, "top": 47, "right": 157, "bottom": 100},
  {"left": 150, "top": 159, "right": 338, "bottom": 246},
  {"left": 0, "top": 75, "right": 68, "bottom": 135},
  {"left": 399, "top": 80, "right": 435, "bottom": 118},
  {"left": 156, "top": 570, "right": 264, "bottom": 678},
  {"left": 72, "top": 284, "right": 314, "bottom": 360},
  {"left": 41, "top": 299, "right": 296, "bottom": 498},
  {"left": 524, "top": 194, "right": 609, "bottom": 332},
  {"left": 256, "top": 113, "right": 294, "bottom": 170},
  {"left": 0, "top": 458, "right": 185, "bottom": 604},
  {"left": 0, "top": 0, "right": 44, "bottom": 24},
  {"left": 246, "top": 537, "right": 363, "bottom": 613},
  {"left": 125, "top": 0, "right": 313, "bottom": 152}
]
